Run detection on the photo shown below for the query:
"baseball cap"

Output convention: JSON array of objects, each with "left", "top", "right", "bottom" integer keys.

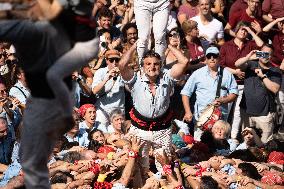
[{"left": 205, "top": 47, "right": 219, "bottom": 55}]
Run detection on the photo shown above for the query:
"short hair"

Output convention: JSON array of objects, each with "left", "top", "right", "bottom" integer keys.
[
  {"left": 261, "top": 43, "right": 274, "bottom": 51},
  {"left": 97, "top": 28, "right": 112, "bottom": 38},
  {"left": 122, "top": 23, "right": 137, "bottom": 42},
  {"left": 200, "top": 176, "right": 219, "bottom": 189},
  {"left": 98, "top": 7, "right": 113, "bottom": 19},
  {"left": 238, "top": 163, "right": 262, "bottom": 180},
  {"left": 109, "top": 109, "right": 124, "bottom": 123},
  {"left": 88, "top": 129, "right": 104, "bottom": 141},
  {"left": 50, "top": 171, "right": 74, "bottom": 184},
  {"left": 212, "top": 120, "right": 231, "bottom": 137},
  {"left": 235, "top": 21, "right": 250, "bottom": 33},
  {"left": 88, "top": 139, "right": 103, "bottom": 152},
  {"left": 142, "top": 50, "right": 161, "bottom": 61},
  {"left": 62, "top": 151, "right": 81, "bottom": 163}
]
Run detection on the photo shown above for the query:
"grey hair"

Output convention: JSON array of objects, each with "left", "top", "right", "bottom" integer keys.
[{"left": 109, "top": 109, "right": 125, "bottom": 122}]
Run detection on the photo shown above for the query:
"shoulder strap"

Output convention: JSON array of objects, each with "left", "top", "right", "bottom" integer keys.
[
  {"left": 215, "top": 66, "right": 224, "bottom": 99},
  {"left": 12, "top": 86, "right": 27, "bottom": 99}
]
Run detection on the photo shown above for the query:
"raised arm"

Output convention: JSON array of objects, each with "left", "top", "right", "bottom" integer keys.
[
  {"left": 118, "top": 43, "right": 137, "bottom": 81},
  {"left": 169, "top": 45, "right": 189, "bottom": 79},
  {"left": 235, "top": 50, "right": 257, "bottom": 69},
  {"left": 243, "top": 26, "right": 263, "bottom": 47},
  {"left": 263, "top": 17, "right": 284, "bottom": 32}
]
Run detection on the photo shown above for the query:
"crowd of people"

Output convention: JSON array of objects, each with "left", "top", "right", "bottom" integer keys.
[{"left": 0, "top": 0, "right": 283, "bottom": 188}]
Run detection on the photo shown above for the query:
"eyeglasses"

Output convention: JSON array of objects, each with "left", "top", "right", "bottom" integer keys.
[
  {"left": 107, "top": 57, "right": 120, "bottom": 63},
  {"left": 206, "top": 53, "right": 219, "bottom": 59}
]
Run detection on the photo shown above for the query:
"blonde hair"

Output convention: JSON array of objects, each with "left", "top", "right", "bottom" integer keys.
[
  {"left": 181, "top": 20, "right": 198, "bottom": 34},
  {"left": 212, "top": 120, "right": 231, "bottom": 137}
]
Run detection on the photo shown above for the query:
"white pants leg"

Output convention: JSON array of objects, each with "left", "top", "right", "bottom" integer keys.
[
  {"left": 152, "top": 2, "right": 170, "bottom": 61},
  {"left": 134, "top": 0, "right": 169, "bottom": 62},
  {"left": 128, "top": 125, "right": 172, "bottom": 172},
  {"left": 231, "top": 85, "right": 244, "bottom": 139}
]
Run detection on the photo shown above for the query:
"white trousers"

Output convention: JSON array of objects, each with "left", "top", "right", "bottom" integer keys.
[
  {"left": 128, "top": 125, "right": 172, "bottom": 172},
  {"left": 230, "top": 85, "right": 244, "bottom": 139},
  {"left": 134, "top": 0, "right": 170, "bottom": 62}
]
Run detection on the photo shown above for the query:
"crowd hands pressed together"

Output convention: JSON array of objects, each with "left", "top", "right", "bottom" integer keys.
[{"left": 0, "top": 0, "right": 284, "bottom": 188}]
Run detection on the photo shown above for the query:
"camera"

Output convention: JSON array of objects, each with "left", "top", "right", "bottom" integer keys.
[{"left": 256, "top": 51, "right": 270, "bottom": 59}]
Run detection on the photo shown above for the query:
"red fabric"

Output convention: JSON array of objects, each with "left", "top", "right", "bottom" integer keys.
[
  {"left": 93, "top": 181, "right": 113, "bottom": 189},
  {"left": 78, "top": 104, "right": 96, "bottom": 117},
  {"left": 262, "top": 0, "right": 284, "bottom": 19},
  {"left": 220, "top": 40, "right": 258, "bottom": 69},
  {"left": 97, "top": 146, "right": 115, "bottom": 154},
  {"left": 267, "top": 151, "right": 284, "bottom": 164},
  {"left": 201, "top": 106, "right": 222, "bottom": 131},
  {"left": 182, "top": 135, "right": 195, "bottom": 144},
  {"left": 229, "top": 9, "right": 263, "bottom": 29},
  {"left": 229, "top": 0, "right": 262, "bottom": 21},
  {"left": 163, "top": 164, "right": 172, "bottom": 175},
  {"left": 186, "top": 42, "right": 205, "bottom": 62},
  {"left": 177, "top": 4, "right": 199, "bottom": 20},
  {"left": 261, "top": 172, "right": 283, "bottom": 185},
  {"left": 271, "top": 32, "right": 284, "bottom": 66},
  {"left": 89, "top": 164, "right": 100, "bottom": 175}
]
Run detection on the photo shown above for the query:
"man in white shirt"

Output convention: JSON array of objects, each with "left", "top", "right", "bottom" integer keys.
[{"left": 190, "top": 0, "right": 224, "bottom": 49}]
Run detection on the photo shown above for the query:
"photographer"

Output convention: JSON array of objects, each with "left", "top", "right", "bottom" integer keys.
[
  {"left": 235, "top": 44, "right": 282, "bottom": 144},
  {"left": 92, "top": 49, "right": 125, "bottom": 133}
]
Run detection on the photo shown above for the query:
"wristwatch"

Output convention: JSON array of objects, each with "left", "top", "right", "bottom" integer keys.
[{"left": 261, "top": 74, "right": 268, "bottom": 81}]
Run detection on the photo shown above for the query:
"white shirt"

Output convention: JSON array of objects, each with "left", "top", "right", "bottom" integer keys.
[
  {"left": 191, "top": 15, "right": 224, "bottom": 49},
  {"left": 91, "top": 67, "right": 125, "bottom": 114},
  {"left": 125, "top": 69, "right": 175, "bottom": 118},
  {"left": 9, "top": 81, "right": 30, "bottom": 105}
]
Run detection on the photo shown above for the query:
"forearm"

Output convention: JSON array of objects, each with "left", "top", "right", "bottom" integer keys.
[
  {"left": 118, "top": 45, "right": 136, "bottom": 81},
  {"left": 235, "top": 56, "right": 248, "bottom": 68},
  {"left": 182, "top": 95, "right": 192, "bottom": 114},
  {"left": 263, "top": 19, "right": 278, "bottom": 32},
  {"left": 250, "top": 32, "right": 264, "bottom": 47},
  {"left": 262, "top": 15, "right": 274, "bottom": 23},
  {"left": 78, "top": 80, "right": 92, "bottom": 96},
  {"left": 92, "top": 79, "right": 108, "bottom": 95},
  {"left": 119, "top": 157, "right": 136, "bottom": 186},
  {"left": 220, "top": 93, "right": 238, "bottom": 104},
  {"left": 262, "top": 78, "right": 280, "bottom": 94},
  {"left": 225, "top": 67, "right": 238, "bottom": 75}
]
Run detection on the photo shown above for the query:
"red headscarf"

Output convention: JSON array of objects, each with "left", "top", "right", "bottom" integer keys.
[
  {"left": 78, "top": 104, "right": 96, "bottom": 118},
  {"left": 267, "top": 151, "right": 284, "bottom": 165},
  {"left": 97, "top": 146, "right": 115, "bottom": 154}
]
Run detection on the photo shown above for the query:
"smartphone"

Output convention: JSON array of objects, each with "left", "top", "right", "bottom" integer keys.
[{"left": 256, "top": 51, "right": 270, "bottom": 59}]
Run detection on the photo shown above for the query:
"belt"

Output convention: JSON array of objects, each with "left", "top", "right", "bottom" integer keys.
[{"left": 129, "top": 108, "right": 173, "bottom": 131}]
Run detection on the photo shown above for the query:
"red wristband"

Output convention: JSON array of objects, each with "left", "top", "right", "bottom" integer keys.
[
  {"left": 163, "top": 164, "right": 172, "bottom": 175},
  {"left": 128, "top": 150, "right": 139, "bottom": 158},
  {"left": 175, "top": 185, "right": 185, "bottom": 189}
]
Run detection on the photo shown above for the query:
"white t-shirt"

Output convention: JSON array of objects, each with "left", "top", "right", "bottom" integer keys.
[{"left": 191, "top": 15, "right": 224, "bottom": 49}]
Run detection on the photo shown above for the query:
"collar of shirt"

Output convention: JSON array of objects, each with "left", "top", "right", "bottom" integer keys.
[{"left": 206, "top": 65, "right": 222, "bottom": 77}]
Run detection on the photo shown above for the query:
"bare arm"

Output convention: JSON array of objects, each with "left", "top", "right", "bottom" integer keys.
[
  {"left": 118, "top": 43, "right": 136, "bottom": 81},
  {"left": 263, "top": 17, "right": 284, "bottom": 32},
  {"left": 37, "top": 0, "right": 63, "bottom": 20},
  {"left": 255, "top": 68, "right": 280, "bottom": 94},
  {"left": 243, "top": 26, "right": 263, "bottom": 47},
  {"left": 169, "top": 45, "right": 189, "bottom": 79},
  {"left": 225, "top": 23, "right": 236, "bottom": 37},
  {"left": 235, "top": 50, "right": 257, "bottom": 69},
  {"left": 262, "top": 15, "right": 274, "bottom": 23}
]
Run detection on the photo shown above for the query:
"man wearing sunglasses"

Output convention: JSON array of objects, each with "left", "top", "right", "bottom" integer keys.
[
  {"left": 92, "top": 49, "right": 125, "bottom": 133},
  {"left": 181, "top": 46, "right": 238, "bottom": 140}
]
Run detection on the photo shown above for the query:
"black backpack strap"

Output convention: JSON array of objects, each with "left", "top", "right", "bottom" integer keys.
[
  {"left": 216, "top": 66, "right": 224, "bottom": 99},
  {"left": 12, "top": 86, "right": 27, "bottom": 99}
]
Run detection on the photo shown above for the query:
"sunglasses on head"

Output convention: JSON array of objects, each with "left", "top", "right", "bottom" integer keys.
[
  {"left": 107, "top": 57, "right": 120, "bottom": 63},
  {"left": 206, "top": 53, "right": 219, "bottom": 59}
]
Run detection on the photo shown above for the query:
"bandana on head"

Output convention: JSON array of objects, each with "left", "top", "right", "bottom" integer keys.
[
  {"left": 97, "top": 146, "right": 115, "bottom": 154},
  {"left": 78, "top": 104, "right": 96, "bottom": 118}
]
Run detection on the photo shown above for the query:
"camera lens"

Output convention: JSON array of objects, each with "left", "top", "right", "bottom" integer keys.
[{"left": 113, "top": 77, "right": 117, "bottom": 81}]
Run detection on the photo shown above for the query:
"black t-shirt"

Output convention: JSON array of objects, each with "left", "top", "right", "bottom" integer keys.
[
  {"left": 240, "top": 61, "right": 282, "bottom": 116},
  {"left": 0, "top": 20, "right": 72, "bottom": 98}
]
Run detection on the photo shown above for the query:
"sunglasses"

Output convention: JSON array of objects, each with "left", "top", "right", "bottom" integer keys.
[
  {"left": 206, "top": 53, "right": 219, "bottom": 59},
  {"left": 169, "top": 33, "right": 179, "bottom": 38},
  {"left": 107, "top": 57, "right": 120, "bottom": 63},
  {"left": 0, "top": 89, "right": 7, "bottom": 94}
]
